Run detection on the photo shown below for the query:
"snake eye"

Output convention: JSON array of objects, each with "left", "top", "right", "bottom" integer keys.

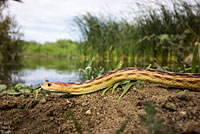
[{"left": 48, "top": 83, "right": 52, "bottom": 86}]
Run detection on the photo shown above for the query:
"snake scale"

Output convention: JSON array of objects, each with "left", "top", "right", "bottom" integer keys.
[{"left": 40, "top": 67, "right": 200, "bottom": 94}]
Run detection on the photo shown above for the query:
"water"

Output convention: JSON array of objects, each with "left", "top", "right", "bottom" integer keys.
[
  {"left": 0, "top": 57, "right": 176, "bottom": 86},
  {"left": 0, "top": 57, "right": 85, "bottom": 86},
  {"left": 12, "top": 67, "right": 80, "bottom": 85},
  {"left": 1, "top": 57, "right": 127, "bottom": 86}
]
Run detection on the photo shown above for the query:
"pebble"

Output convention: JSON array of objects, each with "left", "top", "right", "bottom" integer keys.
[
  {"left": 61, "top": 123, "right": 68, "bottom": 131},
  {"left": 40, "top": 98, "right": 46, "bottom": 104},
  {"left": 66, "top": 99, "right": 73, "bottom": 107},
  {"left": 179, "top": 111, "right": 186, "bottom": 115},
  {"left": 164, "top": 102, "right": 177, "bottom": 111},
  {"left": 86, "top": 109, "right": 91, "bottom": 115},
  {"left": 136, "top": 109, "right": 145, "bottom": 115}
]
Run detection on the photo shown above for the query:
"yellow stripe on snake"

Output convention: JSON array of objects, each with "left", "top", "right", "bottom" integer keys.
[{"left": 40, "top": 67, "right": 200, "bottom": 94}]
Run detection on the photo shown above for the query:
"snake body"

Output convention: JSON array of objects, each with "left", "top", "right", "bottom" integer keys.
[{"left": 40, "top": 67, "right": 200, "bottom": 94}]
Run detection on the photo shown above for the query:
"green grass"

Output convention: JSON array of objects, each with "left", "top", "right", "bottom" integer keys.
[
  {"left": 175, "top": 26, "right": 200, "bottom": 73},
  {"left": 79, "top": 58, "right": 105, "bottom": 81},
  {"left": 187, "top": 25, "right": 200, "bottom": 73}
]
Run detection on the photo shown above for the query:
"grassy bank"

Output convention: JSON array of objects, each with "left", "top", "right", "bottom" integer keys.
[{"left": 21, "top": 39, "right": 80, "bottom": 58}]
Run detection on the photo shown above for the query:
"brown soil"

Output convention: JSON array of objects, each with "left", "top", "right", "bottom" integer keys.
[{"left": 0, "top": 83, "right": 200, "bottom": 134}]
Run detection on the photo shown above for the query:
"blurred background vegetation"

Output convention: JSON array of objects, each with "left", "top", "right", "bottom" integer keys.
[
  {"left": 0, "top": 0, "right": 200, "bottom": 66},
  {"left": 21, "top": 40, "right": 79, "bottom": 58},
  {"left": 74, "top": 0, "right": 200, "bottom": 64},
  {"left": 0, "top": 0, "right": 23, "bottom": 62}
]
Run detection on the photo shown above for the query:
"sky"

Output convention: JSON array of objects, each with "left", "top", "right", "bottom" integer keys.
[{"left": 8, "top": 0, "right": 136, "bottom": 43}]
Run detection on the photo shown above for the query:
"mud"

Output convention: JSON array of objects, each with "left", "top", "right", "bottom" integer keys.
[{"left": 0, "top": 83, "right": 200, "bottom": 134}]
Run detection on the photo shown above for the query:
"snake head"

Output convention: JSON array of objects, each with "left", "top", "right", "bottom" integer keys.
[{"left": 40, "top": 82, "right": 71, "bottom": 93}]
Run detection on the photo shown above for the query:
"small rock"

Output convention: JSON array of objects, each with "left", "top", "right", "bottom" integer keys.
[
  {"left": 61, "top": 123, "right": 68, "bottom": 131},
  {"left": 49, "top": 117, "right": 54, "bottom": 121},
  {"left": 179, "top": 111, "right": 186, "bottom": 115},
  {"left": 136, "top": 109, "right": 145, "bottom": 115},
  {"left": 66, "top": 99, "right": 73, "bottom": 107},
  {"left": 81, "top": 100, "right": 90, "bottom": 106},
  {"left": 163, "top": 102, "right": 177, "bottom": 111},
  {"left": 66, "top": 99, "right": 70, "bottom": 103},
  {"left": 86, "top": 109, "right": 91, "bottom": 115},
  {"left": 40, "top": 98, "right": 46, "bottom": 104}
]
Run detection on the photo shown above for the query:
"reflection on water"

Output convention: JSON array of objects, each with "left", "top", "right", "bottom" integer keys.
[
  {"left": 1, "top": 57, "right": 128, "bottom": 85},
  {"left": 12, "top": 67, "right": 81, "bottom": 85},
  {"left": 0, "top": 57, "right": 176, "bottom": 86},
  {"left": 0, "top": 58, "right": 84, "bottom": 86},
  {"left": 0, "top": 62, "right": 23, "bottom": 85}
]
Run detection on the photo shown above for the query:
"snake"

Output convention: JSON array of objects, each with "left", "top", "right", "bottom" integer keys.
[{"left": 40, "top": 67, "right": 200, "bottom": 94}]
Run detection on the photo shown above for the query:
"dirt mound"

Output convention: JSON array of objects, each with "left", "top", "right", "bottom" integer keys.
[{"left": 1, "top": 83, "right": 200, "bottom": 134}]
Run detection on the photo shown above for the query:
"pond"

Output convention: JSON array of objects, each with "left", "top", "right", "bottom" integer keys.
[
  {"left": 0, "top": 57, "right": 176, "bottom": 86},
  {"left": 0, "top": 57, "right": 83, "bottom": 86},
  {"left": 0, "top": 57, "right": 124, "bottom": 86},
  {"left": 13, "top": 67, "right": 80, "bottom": 85}
]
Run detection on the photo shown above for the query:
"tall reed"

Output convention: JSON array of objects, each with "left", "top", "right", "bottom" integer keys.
[{"left": 74, "top": 0, "right": 200, "bottom": 64}]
